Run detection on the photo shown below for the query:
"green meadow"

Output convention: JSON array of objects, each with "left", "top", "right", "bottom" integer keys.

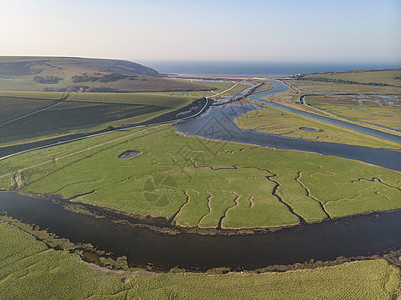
[
  {"left": 306, "top": 95, "right": 401, "bottom": 132},
  {"left": 1, "top": 125, "right": 400, "bottom": 228},
  {"left": 0, "top": 220, "right": 399, "bottom": 299},
  {"left": 300, "top": 69, "right": 401, "bottom": 87}
]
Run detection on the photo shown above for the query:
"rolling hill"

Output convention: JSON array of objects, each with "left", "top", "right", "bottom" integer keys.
[{"left": 0, "top": 56, "right": 208, "bottom": 92}]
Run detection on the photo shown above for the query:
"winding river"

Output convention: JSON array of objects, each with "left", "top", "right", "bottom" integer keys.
[
  {"left": 1, "top": 81, "right": 401, "bottom": 271},
  {"left": 2, "top": 192, "right": 401, "bottom": 271},
  {"left": 175, "top": 81, "right": 401, "bottom": 172}
]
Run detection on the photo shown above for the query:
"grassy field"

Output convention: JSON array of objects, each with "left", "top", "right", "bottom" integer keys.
[
  {"left": 299, "top": 69, "right": 401, "bottom": 86},
  {"left": 236, "top": 101, "right": 401, "bottom": 149},
  {"left": 306, "top": 94, "right": 401, "bottom": 131},
  {"left": 288, "top": 69, "right": 401, "bottom": 94},
  {"left": 0, "top": 219, "right": 399, "bottom": 299},
  {"left": 1, "top": 125, "right": 400, "bottom": 228}
]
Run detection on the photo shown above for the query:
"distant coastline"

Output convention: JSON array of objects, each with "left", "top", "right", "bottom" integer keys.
[{"left": 138, "top": 60, "right": 401, "bottom": 77}]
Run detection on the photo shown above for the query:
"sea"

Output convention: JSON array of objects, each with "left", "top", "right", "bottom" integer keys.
[{"left": 137, "top": 60, "right": 401, "bottom": 77}]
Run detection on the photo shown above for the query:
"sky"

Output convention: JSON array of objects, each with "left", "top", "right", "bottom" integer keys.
[{"left": 0, "top": 0, "right": 400, "bottom": 63}]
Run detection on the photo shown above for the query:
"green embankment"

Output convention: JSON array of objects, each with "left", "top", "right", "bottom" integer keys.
[
  {"left": 0, "top": 220, "right": 399, "bottom": 299},
  {"left": 1, "top": 125, "right": 400, "bottom": 228}
]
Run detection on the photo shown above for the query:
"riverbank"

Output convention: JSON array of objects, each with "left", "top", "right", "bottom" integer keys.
[
  {"left": 2, "top": 217, "right": 399, "bottom": 299},
  {"left": 2, "top": 187, "right": 401, "bottom": 273}
]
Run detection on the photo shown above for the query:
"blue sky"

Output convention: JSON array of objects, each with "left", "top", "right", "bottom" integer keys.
[{"left": 1, "top": 0, "right": 400, "bottom": 62}]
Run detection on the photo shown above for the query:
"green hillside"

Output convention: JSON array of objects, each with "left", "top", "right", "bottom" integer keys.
[{"left": 0, "top": 57, "right": 209, "bottom": 92}]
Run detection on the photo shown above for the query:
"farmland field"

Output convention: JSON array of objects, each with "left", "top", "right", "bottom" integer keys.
[
  {"left": 0, "top": 91, "right": 196, "bottom": 147},
  {"left": 0, "top": 79, "right": 250, "bottom": 148}
]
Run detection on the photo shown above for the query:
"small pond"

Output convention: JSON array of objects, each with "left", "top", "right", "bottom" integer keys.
[
  {"left": 299, "top": 127, "right": 318, "bottom": 132},
  {"left": 119, "top": 150, "right": 140, "bottom": 159}
]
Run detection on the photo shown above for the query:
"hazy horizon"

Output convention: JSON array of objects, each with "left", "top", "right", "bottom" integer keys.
[
  {"left": 1, "top": 0, "right": 400, "bottom": 64},
  {"left": 137, "top": 60, "right": 401, "bottom": 77}
]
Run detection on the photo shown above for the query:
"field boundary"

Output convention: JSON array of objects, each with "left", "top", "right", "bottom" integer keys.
[{"left": 0, "top": 97, "right": 210, "bottom": 161}]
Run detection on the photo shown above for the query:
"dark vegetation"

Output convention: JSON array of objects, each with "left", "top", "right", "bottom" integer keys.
[
  {"left": 42, "top": 86, "right": 122, "bottom": 92},
  {"left": 0, "top": 100, "right": 161, "bottom": 143},
  {"left": 71, "top": 73, "right": 136, "bottom": 83},
  {"left": 33, "top": 75, "right": 63, "bottom": 84}
]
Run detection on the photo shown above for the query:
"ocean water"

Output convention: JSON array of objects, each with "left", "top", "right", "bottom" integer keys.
[{"left": 138, "top": 60, "right": 400, "bottom": 77}]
